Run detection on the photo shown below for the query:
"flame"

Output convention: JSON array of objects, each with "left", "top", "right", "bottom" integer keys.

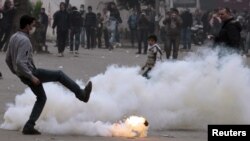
[{"left": 111, "top": 116, "right": 149, "bottom": 138}]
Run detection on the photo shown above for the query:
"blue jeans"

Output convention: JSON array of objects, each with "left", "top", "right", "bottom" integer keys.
[
  {"left": 70, "top": 28, "right": 81, "bottom": 51},
  {"left": 108, "top": 19, "right": 118, "bottom": 48},
  {"left": 80, "top": 27, "right": 86, "bottom": 47},
  {"left": 165, "top": 36, "right": 180, "bottom": 59},
  {"left": 181, "top": 28, "right": 192, "bottom": 49},
  {"left": 19, "top": 68, "right": 82, "bottom": 127}
]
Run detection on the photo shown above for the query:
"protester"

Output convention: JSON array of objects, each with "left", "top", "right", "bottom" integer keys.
[
  {"left": 141, "top": 35, "right": 162, "bottom": 79},
  {"left": 214, "top": 8, "right": 242, "bottom": 52},
  {"left": 39, "top": 8, "right": 49, "bottom": 52},
  {"left": 79, "top": 4, "right": 86, "bottom": 48},
  {"left": 69, "top": 6, "right": 83, "bottom": 56},
  {"left": 163, "top": 8, "right": 182, "bottom": 59},
  {"left": 96, "top": 12, "right": 103, "bottom": 48},
  {"left": 137, "top": 12, "right": 149, "bottom": 54},
  {"left": 0, "top": 0, "right": 15, "bottom": 52},
  {"left": 5, "top": 15, "right": 92, "bottom": 135},
  {"left": 52, "top": 2, "right": 70, "bottom": 57},
  {"left": 85, "top": 6, "right": 97, "bottom": 49},
  {"left": 127, "top": 10, "right": 138, "bottom": 47},
  {"left": 180, "top": 8, "right": 193, "bottom": 50}
]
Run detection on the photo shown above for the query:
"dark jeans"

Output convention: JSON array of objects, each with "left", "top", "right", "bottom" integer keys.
[
  {"left": 0, "top": 27, "right": 11, "bottom": 51},
  {"left": 41, "top": 26, "right": 47, "bottom": 45},
  {"left": 80, "top": 27, "right": 86, "bottom": 47},
  {"left": 165, "top": 36, "right": 180, "bottom": 59},
  {"left": 70, "top": 28, "right": 81, "bottom": 51},
  {"left": 130, "top": 29, "right": 137, "bottom": 47},
  {"left": 19, "top": 68, "right": 82, "bottom": 127},
  {"left": 86, "top": 27, "right": 96, "bottom": 49},
  {"left": 142, "top": 67, "right": 152, "bottom": 79},
  {"left": 103, "top": 28, "right": 110, "bottom": 48},
  {"left": 57, "top": 30, "right": 68, "bottom": 53},
  {"left": 181, "top": 28, "right": 192, "bottom": 49},
  {"left": 138, "top": 29, "right": 148, "bottom": 54},
  {"left": 96, "top": 28, "right": 102, "bottom": 48}
]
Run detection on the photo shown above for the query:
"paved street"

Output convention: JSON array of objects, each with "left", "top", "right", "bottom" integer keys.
[{"left": 0, "top": 42, "right": 247, "bottom": 141}]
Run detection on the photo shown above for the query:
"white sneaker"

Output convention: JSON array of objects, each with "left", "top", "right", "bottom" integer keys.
[
  {"left": 116, "top": 43, "right": 122, "bottom": 47},
  {"left": 58, "top": 53, "right": 64, "bottom": 57},
  {"left": 74, "top": 51, "right": 79, "bottom": 57}
]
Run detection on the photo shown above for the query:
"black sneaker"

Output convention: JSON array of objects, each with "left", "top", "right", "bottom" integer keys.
[
  {"left": 81, "top": 81, "right": 92, "bottom": 103},
  {"left": 22, "top": 127, "right": 41, "bottom": 135}
]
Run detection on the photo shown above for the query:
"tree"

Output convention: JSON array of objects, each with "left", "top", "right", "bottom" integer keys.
[
  {"left": 32, "top": 0, "right": 43, "bottom": 19},
  {"left": 13, "top": 0, "right": 32, "bottom": 32}
]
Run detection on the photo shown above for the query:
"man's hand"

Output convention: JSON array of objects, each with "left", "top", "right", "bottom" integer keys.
[{"left": 31, "top": 76, "right": 41, "bottom": 86}]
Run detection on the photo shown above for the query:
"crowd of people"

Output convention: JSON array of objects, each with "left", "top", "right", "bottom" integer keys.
[
  {"left": 1, "top": 1, "right": 249, "bottom": 57},
  {"left": 0, "top": 0, "right": 249, "bottom": 76},
  {"left": 51, "top": 2, "right": 123, "bottom": 57},
  {"left": 0, "top": 0, "right": 249, "bottom": 80},
  {"left": 0, "top": 0, "right": 249, "bottom": 135}
]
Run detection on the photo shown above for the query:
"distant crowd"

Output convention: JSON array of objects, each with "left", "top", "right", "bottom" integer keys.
[{"left": 1, "top": 0, "right": 250, "bottom": 58}]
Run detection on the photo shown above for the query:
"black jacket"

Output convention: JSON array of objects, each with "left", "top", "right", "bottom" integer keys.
[
  {"left": 85, "top": 12, "right": 97, "bottom": 28},
  {"left": 40, "top": 13, "right": 48, "bottom": 28},
  {"left": 181, "top": 11, "right": 193, "bottom": 28},
  {"left": 52, "top": 10, "right": 70, "bottom": 31},
  {"left": 1, "top": 7, "right": 15, "bottom": 29},
  {"left": 215, "top": 18, "right": 242, "bottom": 49},
  {"left": 137, "top": 15, "right": 149, "bottom": 30},
  {"left": 69, "top": 10, "right": 83, "bottom": 30}
]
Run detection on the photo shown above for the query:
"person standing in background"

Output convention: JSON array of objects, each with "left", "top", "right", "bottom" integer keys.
[
  {"left": 79, "top": 4, "right": 86, "bottom": 48},
  {"left": 163, "top": 8, "right": 182, "bottom": 59},
  {"left": 102, "top": 7, "right": 110, "bottom": 49},
  {"left": 214, "top": 8, "right": 242, "bottom": 52},
  {"left": 69, "top": 6, "right": 83, "bottom": 56},
  {"left": 137, "top": 12, "right": 149, "bottom": 54},
  {"left": 39, "top": 8, "right": 49, "bottom": 52},
  {"left": 180, "top": 8, "right": 193, "bottom": 51},
  {"left": 96, "top": 12, "right": 103, "bottom": 48},
  {"left": 85, "top": 6, "right": 97, "bottom": 49},
  {"left": 127, "top": 10, "right": 138, "bottom": 48},
  {"left": 0, "top": 0, "right": 15, "bottom": 52},
  {"left": 52, "top": 2, "right": 70, "bottom": 57}
]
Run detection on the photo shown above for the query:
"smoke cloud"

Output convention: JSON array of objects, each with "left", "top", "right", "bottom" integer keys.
[{"left": 1, "top": 48, "right": 250, "bottom": 136}]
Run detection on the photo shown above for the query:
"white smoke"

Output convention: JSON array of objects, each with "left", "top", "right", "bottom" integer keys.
[{"left": 1, "top": 48, "right": 250, "bottom": 136}]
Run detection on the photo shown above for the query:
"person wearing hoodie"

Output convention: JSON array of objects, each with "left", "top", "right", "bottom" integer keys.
[
  {"left": 214, "top": 8, "right": 242, "bottom": 51},
  {"left": 69, "top": 6, "right": 83, "bottom": 56},
  {"left": 52, "top": 2, "right": 70, "bottom": 57}
]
